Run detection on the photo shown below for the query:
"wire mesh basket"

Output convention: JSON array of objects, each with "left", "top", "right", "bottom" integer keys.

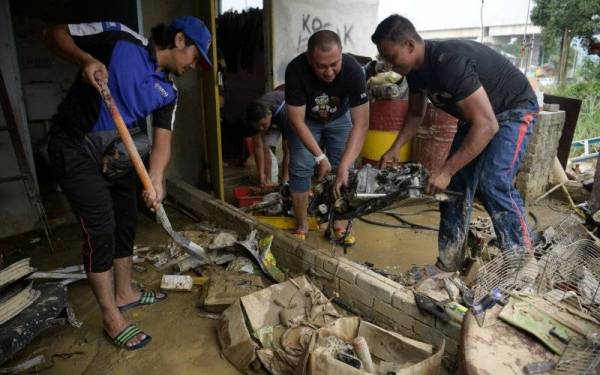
[
  {"left": 473, "top": 215, "right": 600, "bottom": 315},
  {"left": 472, "top": 215, "right": 600, "bottom": 373},
  {"left": 554, "top": 335, "right": 600, "bottom": 374}
]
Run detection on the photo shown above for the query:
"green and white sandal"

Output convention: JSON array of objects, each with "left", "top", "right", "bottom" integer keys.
[
  {"left": 107, "top": 324, "right": 151, "bottom": 351},
  {"left": 118, "top": 290, "right": 167, "bottom": 312}
]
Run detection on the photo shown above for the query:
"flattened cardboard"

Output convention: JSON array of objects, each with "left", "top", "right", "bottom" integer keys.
[{"left": 217, "top": 299, "right": 259, "bottom": 371}]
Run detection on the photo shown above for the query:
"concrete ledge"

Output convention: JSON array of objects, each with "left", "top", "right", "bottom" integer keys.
[{"left": 167, "top": 178, "right": 461, "bottom": 369}]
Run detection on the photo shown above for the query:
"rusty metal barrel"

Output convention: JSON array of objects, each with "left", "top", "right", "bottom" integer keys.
[{"left": 411, "top": 104, "right": 458, "bottom": 173}]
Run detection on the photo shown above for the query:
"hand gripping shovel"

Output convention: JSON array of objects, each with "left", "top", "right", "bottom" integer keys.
[{"left": 96, "top": 78, "right": 210, "bottom": 263}]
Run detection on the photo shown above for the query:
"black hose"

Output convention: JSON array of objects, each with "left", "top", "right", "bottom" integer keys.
[
  {"left": 358, "top": 213, "right": 439, "bottom": 231},
  {"left": 384, "top": 212, "right": 439, "bottom": 231},
  {"left": 383, "top": 208, "right": 439, "bottom": 216},
  {"left": 358, "top": 216, "right": 412, "bottom": 228}
]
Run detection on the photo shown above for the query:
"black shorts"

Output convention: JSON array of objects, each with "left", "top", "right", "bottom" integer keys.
[{"left": 48, "top": 124, "right": 138, "bottom": 273}]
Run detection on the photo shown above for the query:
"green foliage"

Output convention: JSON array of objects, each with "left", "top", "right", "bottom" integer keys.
[
  {"left": 548, "top": 59, "right": 600, "bottom": 148},
  {"left": 531, "top": 0, "right": 600, "bottom": 49}
]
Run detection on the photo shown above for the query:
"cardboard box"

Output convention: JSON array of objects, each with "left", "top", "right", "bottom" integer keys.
[
  {"left": 218, "top": 276, "right": 443, "bottom": 374},
  {"left": 308, "top": 317, "right": 444, "bottom": 374}
]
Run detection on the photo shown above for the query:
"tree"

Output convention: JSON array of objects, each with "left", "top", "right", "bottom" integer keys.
[{"left": 531, "top": 0, "right": 600, "bottom": 85}]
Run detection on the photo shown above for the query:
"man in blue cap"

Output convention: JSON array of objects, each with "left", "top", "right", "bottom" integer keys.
[{"left": 44, "top": 16, "right": 211, "bottom": 350}]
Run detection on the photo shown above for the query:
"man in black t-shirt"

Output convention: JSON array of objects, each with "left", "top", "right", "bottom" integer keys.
[
  {"left": 372, "top": 15, "right": 539, "bottom": 271},
  {"left": 285, "top": 30, "right": 369, "bottom": 244},
  {"left": 245, "top": 90, "right": 289, "bottom": 185}
]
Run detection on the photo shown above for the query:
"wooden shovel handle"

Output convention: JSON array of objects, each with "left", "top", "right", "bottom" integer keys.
[{"left": 96, "top": 78, "right": 155, "bottom": 197}]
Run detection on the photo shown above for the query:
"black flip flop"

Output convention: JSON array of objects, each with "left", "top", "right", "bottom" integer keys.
[
  {"left": 106, "top": 324, "right": 151, "bottom": 351},
  {"left": 118, "top": 290, "right": 168, "bottom": 312}
]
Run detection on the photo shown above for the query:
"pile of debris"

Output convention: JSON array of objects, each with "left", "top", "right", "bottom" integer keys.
[
  {"left": 394, "top": 215, "right": 600, "bottom": 373},
  {"left": 0, "top": 258, "right": 79, "bottom": 367},
  {"left": 131, "top": 222, "right": 446, "bottom": 373},
  {"left": 127, "top": 220, "right": 288, "bottom": 317},
  {"left": 218, "top": 276, "right": 444, "bottom": 374}
]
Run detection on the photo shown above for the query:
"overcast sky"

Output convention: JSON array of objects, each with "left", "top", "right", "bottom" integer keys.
[{"left": 221, "top": 0, "right": 538, "bottom": 31}]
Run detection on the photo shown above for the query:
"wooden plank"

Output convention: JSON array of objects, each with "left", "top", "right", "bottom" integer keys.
[
  {"left": 592, "top": 160, "right": 600, "bottom": 212},
  {"left": 543, "top": 94, "right": 583, "bottom": 168},
  {"left": 196, "top": 0, "right": 224, "bottom": 200},
  {"left": 263, "top": 0, "right": 274, "bottom": 91}
]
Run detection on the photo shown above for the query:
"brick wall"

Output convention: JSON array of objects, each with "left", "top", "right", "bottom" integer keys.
[{"left": 516, "top": 110, "right": 566, "bottom": 202}]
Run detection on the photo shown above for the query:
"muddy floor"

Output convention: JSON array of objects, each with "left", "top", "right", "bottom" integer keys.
[
  {"left": 306, "top": 198, "right": 569, "bottom": 274},
  {"left": 1, "top": 207, "right": 239, "bottom": 375},
  {"left": 0, "top": 196, "right": 571, "bottom": 374}
]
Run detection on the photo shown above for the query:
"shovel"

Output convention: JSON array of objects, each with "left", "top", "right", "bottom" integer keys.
[{"left": 95, "top": 77, "right": 210, "bottom": 263}]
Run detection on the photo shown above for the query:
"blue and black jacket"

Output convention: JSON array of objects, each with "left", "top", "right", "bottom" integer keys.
[{"left": 56, "top": 22, "right": 178, "bottom": 138}]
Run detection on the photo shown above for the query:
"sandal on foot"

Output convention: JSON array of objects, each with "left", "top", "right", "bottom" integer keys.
[
  {"left": 107, "top": 324, "right": 151, "bottom": 351},
  {"left": 118, "top": 290, "right": 168, "bottom": 312},
  {"left": 291, "top": 228, "right": 307, "bottom": 241},
  {"left": 325, "top": 228, "right": 356, "bottom": 247}
]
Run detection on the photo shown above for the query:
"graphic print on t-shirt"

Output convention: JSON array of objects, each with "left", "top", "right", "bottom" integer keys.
[{"left": 310, "top": 93, "right": 340, "bottom": 122}]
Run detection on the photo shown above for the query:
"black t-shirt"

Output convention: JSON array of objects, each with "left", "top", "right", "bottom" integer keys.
[
  {"left": 407, "top": 40, "right": 536, "bottom": 121},
  {"left": 285, "top": 53, "right": 368, "bottom": 123}
]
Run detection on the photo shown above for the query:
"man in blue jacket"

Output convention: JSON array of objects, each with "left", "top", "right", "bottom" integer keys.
[{"left": 45, "top": 17, "right": 211, "bottom": 350}]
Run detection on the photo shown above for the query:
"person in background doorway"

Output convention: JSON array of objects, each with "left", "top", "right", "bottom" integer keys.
[
  {"left": 245, "top": 90, "right": 289, "bottom": 186},
  {"left": 285, "top": 30, "right": 369, "bottom": 244},
  {"left": 372, "top": 15, "right": 539, "bottom": 271}
]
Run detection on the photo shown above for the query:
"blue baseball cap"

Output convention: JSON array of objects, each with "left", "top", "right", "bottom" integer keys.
[{"left": 169, "top": 16, "right": 212, "bottom": 70}]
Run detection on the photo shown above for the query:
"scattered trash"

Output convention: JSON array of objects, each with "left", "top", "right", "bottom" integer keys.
[
  {"left": 398, "top": 264, "right": 441, "bottom": 286},
  {"left": 28, "top": 237, "right": 41, "bottom": 245},
  {"left": 204, "top": 273, "right": 264, "bottom": 313},
  {"left": 209, "top": 232, "right": 238, "bottom": 250},
  {"left": 65, "top": 302, "right": 82, "bottom": 328},
  {"left": 443, "top": 273, "right": 462, "bottom": 302},
  {"left": 414, "top": 292, "right": 450, "bottom": 323},
  {"left": 27, "top": 272, "right": 87, "bottom": 281},
  {"left": 0, "top": 281, "right": 41, "bottom": 325},
  {"left": 0, "top": 283, "right": 69, "bottom": 365},
  {"left": 225, "top": 256, "right": 256, "bottom": 274},
  {"left": 351, "top": 336, "right": 374, "bottom": 373},
  {"left": 132, "top": 264, "right": 147, "bottom": 273},
  {"left": 445, "top": 301, "right": 468, "bottom": 323},
  {"left": 579, "top": 266, "right": 600, "bottom": 305},
  {"left": 160, "top": 275, "right": 194, "bottom": 292},
  {"left": 472, "top": 287, "right": 502, "bottom": 326},
  {"left": 523, "top": 361, "right": 556, "bottom": 375},
  {"left": 177, "top": 256, "right": 204, "bottom": 273},
  {"left": 236, "top": 231, "right": 285, "bottom": 282},
  {"left": 0, "top": 354, "right": 45, "bottom": 374},
  {"left": 498, "top": 293, "right": 600, "bottom": 355},
  {"left": 0, "top": 258, "right": 35, "bottom": 288},
  {"left": 197, "top": 311, "right": 220, "bottom": 320}
]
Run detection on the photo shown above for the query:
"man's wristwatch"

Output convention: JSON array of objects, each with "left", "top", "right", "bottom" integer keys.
[{"left": 314, "top": 153, "right": 328, "bottom": 165}]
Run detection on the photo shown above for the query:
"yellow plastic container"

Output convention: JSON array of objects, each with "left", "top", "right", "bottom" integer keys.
[{"left": 360, "top": 129, "right": 411, "bottom": 163}]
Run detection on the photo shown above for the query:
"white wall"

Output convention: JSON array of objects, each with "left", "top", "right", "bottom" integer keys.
[{"left": 271, "top": 0, "right": 379, "bottom": 86}]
